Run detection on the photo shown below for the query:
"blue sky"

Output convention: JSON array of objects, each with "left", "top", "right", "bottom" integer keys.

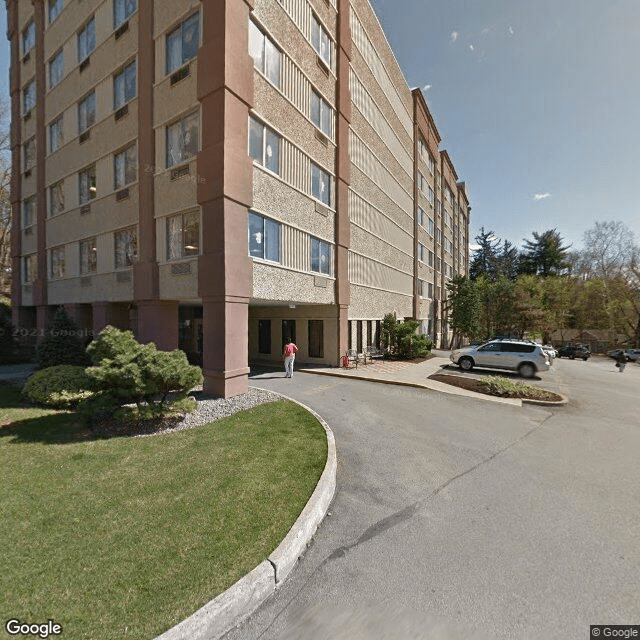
[
  {"left": 370, "top": 0, "right": 640, "bottom": 251},
  {"left": 1, "top": 2, "right": 638, "bottom": 251}
]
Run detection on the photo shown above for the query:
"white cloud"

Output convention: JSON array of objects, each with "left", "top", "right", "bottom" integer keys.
[
  {"left": 450, "top": 31, "right": 459, "bottom": 42},
  {"left": 469, "top": 44, "right": 475, "bottom": 51},
  {"left": 533, "top": 193, "right": 551, "bottom": 201},
  {"left": 422, "top": 84, "right": 432, "bottom": 92},
  {"left": 508, "top": 26, "right": 515, "bottom": 36},
  {"left": 469, "top": 244, "right": 481, "bottom": 253}
]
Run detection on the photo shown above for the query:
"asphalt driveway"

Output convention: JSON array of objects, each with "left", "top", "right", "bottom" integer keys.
[{"left": 223, "top": 358, "right": 640, "bottom": 640}]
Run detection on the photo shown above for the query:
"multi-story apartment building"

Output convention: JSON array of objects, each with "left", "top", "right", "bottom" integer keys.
[{"left": 7, "top": 0, "right": 470, "bottom": 397}]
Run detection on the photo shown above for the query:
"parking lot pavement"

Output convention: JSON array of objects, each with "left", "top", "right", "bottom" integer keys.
[{"left": 226, "top": 363, "right": 640, "bottom": 640}]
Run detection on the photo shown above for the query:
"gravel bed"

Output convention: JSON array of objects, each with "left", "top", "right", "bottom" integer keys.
[{"left": 132, "top": 386, "right": 283, "bottom": 438}]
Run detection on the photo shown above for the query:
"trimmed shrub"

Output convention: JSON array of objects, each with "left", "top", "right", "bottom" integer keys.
[
  {"left": 83, "top": 326, "right": 203, "bottom": 421},
  {"left": 22, "top": 365, "right": 94, "bottom": 408},
  {"left": 381, "top": 314, "right": 432, "bottom": 359},
  {"left": 36, "top": 307, "right": 92, "bottom": 369}
]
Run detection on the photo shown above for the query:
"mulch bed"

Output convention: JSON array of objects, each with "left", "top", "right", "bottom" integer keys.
[{"left": 429, "top": 373, "right": 563, "bottom": 402}]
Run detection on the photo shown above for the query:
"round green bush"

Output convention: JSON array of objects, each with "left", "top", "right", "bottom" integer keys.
[{"left": 22, "top": 365, "right": 94, "bottom": 408}]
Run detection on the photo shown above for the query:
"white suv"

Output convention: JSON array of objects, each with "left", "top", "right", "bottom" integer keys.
[{"left": 450, "top": 340, "right": 550, "bottom": 378}]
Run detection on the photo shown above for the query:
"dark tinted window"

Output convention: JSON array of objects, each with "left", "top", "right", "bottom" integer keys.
[
  {"left": 479, "top": 343, "right": 500, "bottom": 352},
  {"left": 500, "top": 343, "right": 535, "bottom": 353}
]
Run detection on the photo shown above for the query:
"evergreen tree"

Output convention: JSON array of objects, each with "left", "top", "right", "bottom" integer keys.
[
  {"left": 469, "top": 227, "right": 500, "bottom": 280},
  {"left": 495, "top": 240, "right": 520, "bottom": 280},
  {"left": 35, "top": 307, "right": 92, "bottom": 369},
  {"left": 519, "top": 229, "right": 571, "bottom": 277},
  {"left": 445, "top": 275, "right": 481, "bottom": 344}
]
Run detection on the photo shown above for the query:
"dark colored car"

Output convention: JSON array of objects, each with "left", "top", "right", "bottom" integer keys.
[
  {"left": 607, "top": 349, "right": 640, "bottom": 362},
  {"left": 557, "top": 344, "right": 591, "bottom": 360}
]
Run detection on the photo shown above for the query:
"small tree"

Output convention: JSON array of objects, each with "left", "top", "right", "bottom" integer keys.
[
  {"left": 35, "top": 307, "right": 91, "bottom": 369},
  {"left": 445, "top": 275, "right": 481, "bottom": 345},
  {"left": 0, "top": 300, "right": 19, "bottom": 365},
  {"left": 380, "top": 313, "right": 397, "bottom": 355},
  {"left": 85, "top": 326, "right": 203, "bottom": 420}
]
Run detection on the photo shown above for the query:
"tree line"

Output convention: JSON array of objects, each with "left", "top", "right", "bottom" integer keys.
[{"left": 446, "top": 222, "right": 640, "bottom": 348}]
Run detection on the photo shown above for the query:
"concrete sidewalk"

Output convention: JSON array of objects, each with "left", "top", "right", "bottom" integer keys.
[{"left": 296, "top": 350, "right": 522, "bottom": 406}]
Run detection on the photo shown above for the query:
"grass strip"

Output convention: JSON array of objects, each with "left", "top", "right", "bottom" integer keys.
[{"left": 0, "top": 386, "right": 327, "bottom": 639}]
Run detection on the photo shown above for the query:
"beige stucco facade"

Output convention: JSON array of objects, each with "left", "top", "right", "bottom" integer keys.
[{"left": 8, "top": 0, "right": 470, "bottom": 396}]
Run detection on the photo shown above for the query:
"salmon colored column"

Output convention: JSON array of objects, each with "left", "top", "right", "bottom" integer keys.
[
  {"left": 197, "top": 0, "right": 254, "bottom": 397},
  {"left": 7, "top": 0, "right": 22, "bottom": 327},
  {"left": 134, "top": 1, "right": 179, "bottom": 350},
  {"left": 335, "top": 0, "right": 352, "bottom": 363}
]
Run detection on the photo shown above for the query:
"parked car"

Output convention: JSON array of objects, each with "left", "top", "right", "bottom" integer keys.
[
  {"left": 607, "top": 349, "right": 640, "bottom": 362},
  {"left": 557, "top": 344, "right": 591, "bottom": 360},
  {"left": 450, "top": 339, "right": 550, "bottom": 378}
]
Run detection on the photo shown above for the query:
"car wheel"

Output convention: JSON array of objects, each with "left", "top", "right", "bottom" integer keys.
[
  {"left": 518, "top": 363, "right": 535, "bottom": 378},
  {"left": 459, "top": 357, "right": 474, "bottom": 372},
  {"left": 583, "top": 356, "right": 588, "bottom": 361}
]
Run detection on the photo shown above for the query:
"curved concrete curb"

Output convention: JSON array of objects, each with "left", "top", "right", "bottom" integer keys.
[
  {"left": 155, "top": 390, "right": 336, "bottom": 640},
  {"left": 522, "top": 394, "right": 569, "bottom": 406}
]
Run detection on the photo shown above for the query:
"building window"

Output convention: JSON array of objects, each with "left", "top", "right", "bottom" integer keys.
[
  {"left": 23, "top": 196, "right": 35, "bottom": 227},
  {"left": 166, "top": 12, "right": 199, "bottom": 74},
  {"left": 311, "top": 90, "right": 332, "bottom": 137},
  {"left": 22, "top": 21, "right": 35, "bottom": 56},
  {"left": 418, "top": 243, "right": 426, "bottom": 262},
  {"left": 79, "top": 165, "right": 96, "bottom": 204},
  {"left": 80, "top": 237, "right": 97, "bottom": 274},
  {"left": 114, "top": 0, "right": 137, "bottom": 29},
  {"left": 418, "top": 172, "right": 425, "bottom": 192},
  {"left": 309, "top": 320, "right": 324, "bottom": 358},
  {"left": 77, "top": 17, "right": 96, "bottom": 62},
  {"left": 428, "top": 217, "right": 434, "bottom": 236},
  {"left": 428, "top": 282, "right": 433, "bottom": 299},
  {"left": 428, "top": 250, "right": 434, "bottom": 267},
  {"left": 258, "top": 319, "right": 271, "bottom": 355},
  {"left": 418, "top": 279, "right": 425, "bottom": 297},
  {"left": 418, "top": 207, "right": 424, "bottom": 227},
  {"left": 311, "top": 237, "right": 330, "bottom": 275},
  {"left": 24, "top": 254, "right": 37, "bottom": 283},
  {"left": 311, "top": 14, "right": 331, "bottom": 67},
  {"left": 23, "top": 138, "right": 35, "bottom": 172},
  {"left": 248, "top": 117, "right": 280, "bottom": 175},
  {"left": 428, "top": 186, "right": 435, "bottom": 205},
  {"left": 428, "top": 154, "right": 435, "bottom": 174},
  {"left": 311, "top": 162, "right": 331, "bottom": 206},
  {"left": 114, "top": 227, "right": 137, "bottom": 269},
  {"left": 114, "top": 144, "right": 137, "bottom": 190},
  {"left": 167, "top": 211, "right": 200, "bottom": 261},
  {"left": 49, "top": 181, "right": 64, "bottom": 216},
  {"left": 114, "top": 60, "right": 136, "bottom": 110},
  {"left": 435, "top": 257, "right": 441, "bottom": 272},
  {"left": 23, "top": 80, "right": 35, "bottom": 114},
  {"left": 248, "top": 211, "right": 281, "bottom": 262},
  {"left": 49, "top": 116, "right": 63, "bottom": 153},
  {"left": 248, "top": 20, "right": 281, "bottom": 88},
  {"left": 49, "top": 49, "right": 64, "bottom": 88},
  {"left": 50, "top": 246, "right": 65, "bottom": 279},
  {"left": 78, "top": 91, "right": 96, "bottom": 134},
  {"left": 166, "top": 111, "right": 199, "bottom": 167},
  {"left": 48, "top": 0, "right": 63, "bottom": 24}
]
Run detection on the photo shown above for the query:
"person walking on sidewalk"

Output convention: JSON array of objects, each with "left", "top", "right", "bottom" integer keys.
[
  {"left": 615, "top": 350, "right": 627, "bottom": 373},
  {"left": 283, "top": 338, "right": 299, "bottom": 378}
]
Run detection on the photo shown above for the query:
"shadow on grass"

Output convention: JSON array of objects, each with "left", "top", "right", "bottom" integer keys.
[{"left": 0, "top": 412, "right": 95, "bottom": 445}]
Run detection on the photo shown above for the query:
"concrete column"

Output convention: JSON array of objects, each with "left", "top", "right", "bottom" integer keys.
[{"left": 136, "top": 301, "right": 179, "bottom": 351}]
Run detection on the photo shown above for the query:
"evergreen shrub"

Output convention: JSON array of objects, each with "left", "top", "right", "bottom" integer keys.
[
  {"left": 21, "top": 365, "right": 94, "bottom": 408},
  {"left": 35, "top": 307, "right": 92, "bottom": 369}
]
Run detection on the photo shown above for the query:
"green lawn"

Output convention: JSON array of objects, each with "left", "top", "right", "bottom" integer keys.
[{"left": 0, "top": 385, "right": 327, "bottom": 639}]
